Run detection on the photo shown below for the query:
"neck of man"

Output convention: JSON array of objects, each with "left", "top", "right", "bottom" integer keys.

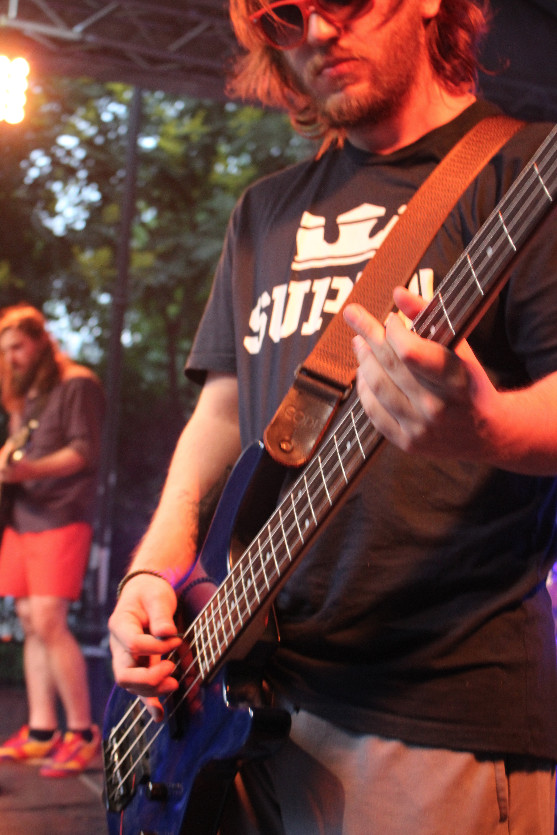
[{"left": 346, "top": 76, "right": 477, "bottom": 155}]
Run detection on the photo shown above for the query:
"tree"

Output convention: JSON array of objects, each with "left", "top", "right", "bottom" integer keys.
[{"left": 0, "top": 75, "right": 314, "bottom": 591}]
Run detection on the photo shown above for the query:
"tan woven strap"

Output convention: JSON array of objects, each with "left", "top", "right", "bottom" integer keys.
[{"left": 264, "top": 115, "right": 525, "bottom": 466}]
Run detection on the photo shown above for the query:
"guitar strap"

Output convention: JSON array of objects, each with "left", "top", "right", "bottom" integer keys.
[{"left": 263, "top": 114, "right": 525, "bottom": 467}]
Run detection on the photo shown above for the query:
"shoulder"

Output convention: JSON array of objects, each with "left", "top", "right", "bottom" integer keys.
[
  {"left": 237, "top": 151, "right": 333, "bottom": 213},
  {"left": 61, "top": 362, "right": 102, "bottom": 388},
  {"left": 57, "top": 364, "right": 105, "bottom": 410}
]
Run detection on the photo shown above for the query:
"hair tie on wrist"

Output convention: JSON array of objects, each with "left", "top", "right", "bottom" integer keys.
[
  {"left": 180, "top": 575, "right": 215, "bottom": 596},
  {"left": 117, "top": 569, "right": 173, "bottom": 599}
]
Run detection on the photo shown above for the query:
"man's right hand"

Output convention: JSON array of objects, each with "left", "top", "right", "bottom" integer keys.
[{"left": 108, "top": 573, "right": 183, "bottom": 721}]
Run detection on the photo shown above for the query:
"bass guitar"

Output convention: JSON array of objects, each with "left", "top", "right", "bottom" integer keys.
[{"left": 103, "top": 123, "right": 557, "bottom": 835}]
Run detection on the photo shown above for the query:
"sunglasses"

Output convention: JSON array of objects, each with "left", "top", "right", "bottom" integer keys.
[{"left": 250, "top": 0, "right": 372, "bottom": 49}]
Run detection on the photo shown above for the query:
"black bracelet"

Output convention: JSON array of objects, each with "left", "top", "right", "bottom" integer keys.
[
  {"left": 180, "top": 576, "right": 215, "bottom": 596},
  {"left": 117, "top": 569, "right": 173, "bottom": 599}
]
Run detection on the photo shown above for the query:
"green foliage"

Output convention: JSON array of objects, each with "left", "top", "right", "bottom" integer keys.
[{"left": 0, "top": 75, "right": 314, "bottom": 585}]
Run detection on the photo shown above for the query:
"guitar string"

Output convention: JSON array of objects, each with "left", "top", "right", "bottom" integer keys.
[
  {"left": 415, "top": 145, "right": 557, "bottom": 344},
  {"left": 415, "top": 134, "right": 557, "bottom": 342},
  {"left": 106, "top": 400, "right": 374, "bottom": 804},
  {"left": 106, "top": 135, "right": 557, "bottom": 804}
]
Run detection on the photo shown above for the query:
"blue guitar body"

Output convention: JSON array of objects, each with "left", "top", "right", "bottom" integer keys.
[{"left": 103, "top": 441, "right": 291, "bottom": 835}]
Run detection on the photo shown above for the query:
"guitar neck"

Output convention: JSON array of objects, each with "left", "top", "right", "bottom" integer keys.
[{"left": 189, "top": 123, "right": 557, "bottom": 682}]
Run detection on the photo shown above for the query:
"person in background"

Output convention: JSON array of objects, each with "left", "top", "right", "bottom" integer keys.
[
  {"left": 108, "top": 0, "right": 557, "bottom": 831},
  {"left": 0, "top": 304, "right": 105, "bottom": 778}
]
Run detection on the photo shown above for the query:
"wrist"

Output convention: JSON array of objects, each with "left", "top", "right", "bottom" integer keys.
[{"left": 116, "top": 568, "right": 175, "bottom": 599}]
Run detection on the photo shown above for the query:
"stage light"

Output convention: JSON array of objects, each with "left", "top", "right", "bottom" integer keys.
[{"left": 0, "top": 55, "right": 30, "bottom": 124}]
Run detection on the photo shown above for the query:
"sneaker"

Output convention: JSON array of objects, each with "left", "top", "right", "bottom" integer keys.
[
  {"left": 39, "top": 725, "right": 100, "bottom": 778},
  {"left": 0, "top": 726, "right": 61, "bottom": 763}
]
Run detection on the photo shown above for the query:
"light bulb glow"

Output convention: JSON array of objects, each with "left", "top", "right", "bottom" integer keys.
[{"left": 0, "top": 55, "right": 30, "bottom": 124}]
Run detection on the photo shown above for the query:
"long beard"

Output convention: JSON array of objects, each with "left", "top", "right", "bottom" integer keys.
[{"left": 10, "top": 359, "right": 41, "bottom": 398}]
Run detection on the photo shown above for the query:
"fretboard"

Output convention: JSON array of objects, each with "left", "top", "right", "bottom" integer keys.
[{"left": 190, "top": 123, "right": 557, "bottom": 681}]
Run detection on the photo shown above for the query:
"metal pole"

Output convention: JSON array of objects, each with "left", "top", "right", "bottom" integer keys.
[{"left": 91, "top": 85, "right": 143, "bottom": 607}]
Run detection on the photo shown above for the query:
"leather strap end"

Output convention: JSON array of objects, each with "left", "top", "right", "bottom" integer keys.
[{"left": 264, "top": 371, "right": 348, "bottom": 467}]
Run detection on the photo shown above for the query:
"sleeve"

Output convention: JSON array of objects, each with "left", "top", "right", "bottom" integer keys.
[
  {"left": 63, "top": 376, "right": 105, "bottom": 467},
  {"left": 185, "top": 203, "right": 241, "bottom": 386},
  {"left": 504, "top": 200, "right": 557, "bottom": 382}
]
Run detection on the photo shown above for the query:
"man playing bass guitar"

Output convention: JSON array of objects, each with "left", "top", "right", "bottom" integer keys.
[{"left": 108, "top": 1, "right": 557, "bottom": 832}]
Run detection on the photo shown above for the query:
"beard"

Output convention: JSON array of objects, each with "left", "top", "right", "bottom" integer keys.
[
  {"left": 10, "top": 355, "right": 42, "bottom": 397},
  {"left": 313, "top": 64, "right": 415, "bottom": 130},
  {"left": 285, "top": 0, "right": 427, "bottom": 132}
]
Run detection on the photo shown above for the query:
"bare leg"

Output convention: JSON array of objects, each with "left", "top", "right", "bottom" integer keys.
[{"left": 17, "top": 595, "right": 92, "bottom": 730}]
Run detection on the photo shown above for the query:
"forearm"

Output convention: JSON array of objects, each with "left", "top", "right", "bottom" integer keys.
[
  {"left": 5, "top": 445, "right": 87, "bottom": 481},
  {"left": 127, "top": 373, "right": 242, "bottom": 580},
  {"left": 483, "top": 371, "right": 557, "bottom": 476}
]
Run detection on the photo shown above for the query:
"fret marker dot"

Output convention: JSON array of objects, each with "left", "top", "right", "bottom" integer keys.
[{"left": 487, "top": 246, "right": 493, "bottom": 257}]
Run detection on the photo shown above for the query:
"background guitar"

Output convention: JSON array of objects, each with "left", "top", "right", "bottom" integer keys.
[{"left": 0, "top": 418, "right": 39, "bottom": 533}]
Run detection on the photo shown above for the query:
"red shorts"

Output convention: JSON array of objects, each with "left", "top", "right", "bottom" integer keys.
[{"left": 0, "top": 523, "right": 92, "bottom": 600}]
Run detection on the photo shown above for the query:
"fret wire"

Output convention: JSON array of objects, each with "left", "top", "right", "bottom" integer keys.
[
  {"left": 288, "top": 486, "right": 310, "bottom": 545},
  {"left": 497, "top": 209, "right": 516, "bottom": 251},
  {"left": 199, "top": 610, "right": 212, "bottom": 675},
  {"left": 466, "top": 252, "right": 484, "bottom": 296},
  {"left": 290, "top": 491, "right": 306, "bottom": 542},
  {"left": 256, "top": 536, "right": 272, "bottom": 590},
  {"left": 258, "top": 532, "right": 274, "bottom": 584},
  {"left": 228, "top": 567, "right": 244, "bottom": 629},
  {"left": 533, "top": 162, "right": 552, "bottom": 201},
  {"left": 267, "top": 521, "right": 281, "bottom": 576},
  {"left": 304, "top": 473, "right": 318, "bottom": 526},
  {"left": 334, "top": 432, "right": 349, "bottom": 483},
  {"left": 195, "top": 615, "right": 210, "bottom": 677},
  {"left": 216, "top": 594, "right": 231, "bottom": 648},
  {"left": 317, "top": 454, "right": 333, "bottom": 505},
  {"left": 222, "top": 572, "right": 238, "bottom": 638},
  {"left": 248, "top": 545, "right": 262, "bottom": 602},
  {"left": 222, "top": 581, "right": 235, "bottom": 640},
  {"left": 227, "top": 560, "right": 251, "bottom": 628},
  {"left": 237, "top": 554, "right": 253, "bottom": 617},
  {"left": 279, "top": 507, "right": 293, "bottom": 562},
  {"left": 351, "top": 408, "right": 366, "bottom": 460},
  {"left": 204, "top": 605, "right": 218, "bottom": 667},
  {"left": 226, "top": 567, "right": 247, "bottom": 638}
]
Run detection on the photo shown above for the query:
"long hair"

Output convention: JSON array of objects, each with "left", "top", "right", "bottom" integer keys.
[
  {"left": 227, "top": 0, "right": 491, "bottom": 143},
  {"left": 0, "top": 304, "right": 70, "bottom": 417}
]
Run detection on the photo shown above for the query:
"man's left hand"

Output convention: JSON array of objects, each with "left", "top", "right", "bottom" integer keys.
[{"left": 343, "top": 286, "right": 498, "bottom": 462}]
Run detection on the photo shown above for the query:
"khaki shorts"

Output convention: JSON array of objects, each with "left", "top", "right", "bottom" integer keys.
[
  {"left": 220, "top": 709, "right": 556, "bottom": 834},
  {"left": 0, "top": 523, "right": 92, "bottom": 601}
]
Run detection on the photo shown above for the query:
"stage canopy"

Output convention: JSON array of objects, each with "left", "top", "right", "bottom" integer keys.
[{"left": 0, "top": 0, "right": 556, "bottom": 121}]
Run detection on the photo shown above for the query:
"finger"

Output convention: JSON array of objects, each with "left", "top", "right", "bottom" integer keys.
[
  {"left": 144, "top": 697, "right": 165, "bottom": 723},
  {"left": 344, "top": 303, "right": 384, "bottom": 347},
  {"left": 392, "top": 285, "right": 428, "bottom": 320},
  {"left": 384, "top": 312, "right": 464, "bottom": 391},
  {"left": 113, "top": 654, "right": 180, "bottom": 696}
]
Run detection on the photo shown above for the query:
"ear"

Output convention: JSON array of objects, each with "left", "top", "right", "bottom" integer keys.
[{"left": 420, "top": 0, "right": 442, "bottom": 20}]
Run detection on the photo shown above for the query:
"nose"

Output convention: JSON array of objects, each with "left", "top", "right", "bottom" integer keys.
[{"left": 305, "top": 10, "right": 341, "bottom": 44}]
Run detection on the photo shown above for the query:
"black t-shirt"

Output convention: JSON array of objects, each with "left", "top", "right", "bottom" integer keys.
[{"left": 186, "top": 101, "right": 557, "bottom": 759}]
